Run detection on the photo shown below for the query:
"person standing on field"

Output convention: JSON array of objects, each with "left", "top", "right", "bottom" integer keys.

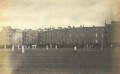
[
  {"left": 46, "top": 45, "right": 48, "bottom": 50},
  {"left": 12, "top": 45, "right": 15, "bottom": 51},
  {"left": 55, "top": 45, "right": 58, "bottom": 49},
  {"left": 74, "top": 46, "right": 77, "bottom": 54},
  {"left": 22, "top": 46, "right": 25, "bottom": 54}
]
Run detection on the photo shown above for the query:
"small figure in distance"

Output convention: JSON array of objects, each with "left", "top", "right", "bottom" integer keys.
[
  {"left": 46, "top": 45, "right": 48, "bottom": 50},
  {"left": 22, "top": 46, "right": 25, "bottom": 54},
  {"left": 17, "top": 45, "right": 20, "bottom": 49},
  {"left": 12, "top": 45, "right": 15, "bottom": 51},
  {"left": 74, "top": 46, "right": 77, "bottom": 54},
  {"left": 110, "top": 44, "right": 113, "bottom": 48},
  {"left": 50, "top": 44, "right": 52, "bottom": 48},
  {"left": 55, "top": 45, "right": 58, "bottom": 49}
]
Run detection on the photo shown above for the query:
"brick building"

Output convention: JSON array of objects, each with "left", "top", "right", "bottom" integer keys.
[
  {"left": 12, "top": 29, "right": 23, "bottom": 46},
  {"left": 108, "top": 21, "right": 120, "bottom": 46},
  {"left": 38, "top": 25, "right": 106, "bottom": 47},
  {"left": 23, "top": 29, "right": 38, "bottom": 45},
  {"left": 0, "top": 21, "right": 115, "bottom": 48}
]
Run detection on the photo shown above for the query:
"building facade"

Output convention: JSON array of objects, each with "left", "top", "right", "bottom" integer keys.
[
  {"left": 38, "top": 26, "right": 105, "bottom": 47},
  {"left": 23, "top": 29, "right": 38, "bottom": 45},
  {"left": 0, "top": 21, "right": 116, "bottom": 48},
  {"left": 0, "top": 27, "right": 13, "bottom": 45},
  {"left": 12, "top": 29, "right": 23, "bottom": 46}
]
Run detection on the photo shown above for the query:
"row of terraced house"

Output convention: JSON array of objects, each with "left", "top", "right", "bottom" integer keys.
[{"left": 0, "top": 21, "right": 117, "bottom": 48}]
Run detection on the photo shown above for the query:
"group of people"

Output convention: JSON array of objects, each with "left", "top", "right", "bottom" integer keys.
[
  {"left": 46, "top": 45, "right": 77, "bottom": 55},
  {"left": 11, "top": 44, "right": 78, "bottom": 55},
  {"left": 46, "top": 44, "right": 58, "bottom": 50},
  {"left": 12, "top": 45, "right": 25, "bottom": 53},
  {"left": 11, "top": 44, "right": 37, "bottom": 54},
  {"left": 10, "top": 43, "right": 113, "bottom": 55}
]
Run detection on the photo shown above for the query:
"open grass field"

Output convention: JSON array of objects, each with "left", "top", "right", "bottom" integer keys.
[{"left": 0, "top": 48, "right": 112, "bottom": 74}]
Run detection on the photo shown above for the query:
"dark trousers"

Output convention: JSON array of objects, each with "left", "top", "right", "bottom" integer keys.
[{"left": 74, "top": 51, "right": 77, "bottom": 54}]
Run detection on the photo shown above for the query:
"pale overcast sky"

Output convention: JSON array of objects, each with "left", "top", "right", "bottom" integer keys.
[{"left": 0, "top": 0, "right": 115, "bottom": 29}]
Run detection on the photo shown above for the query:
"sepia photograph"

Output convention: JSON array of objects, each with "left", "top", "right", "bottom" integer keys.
[{"left": 0, "top": 0, "right": 120, "bottom": 74}]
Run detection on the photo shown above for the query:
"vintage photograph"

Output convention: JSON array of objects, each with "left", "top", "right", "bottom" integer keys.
[{"left": 0, "top": 0, "right": 120, "bottom": 74}]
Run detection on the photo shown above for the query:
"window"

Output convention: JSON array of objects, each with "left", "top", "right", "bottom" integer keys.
[
  {"left": 24, "top": 34, "right": 26, "bottom": 37},
  {"left": 70, "top": 34, "right": 72, "bottom": 37},
  {"left": 24, "top": 39, "right": 26, "bottom": 41},
  {"left": 96, "top": 33, "right": 98, "bottom": 37},
  {"left": 102, "top": 29, "right": 104, "bottom": 31},
  {"left": 35, "top": 34, "right": 37, "bottom": 36},
  {"left": 102, "top": 34, "right": 104, "bottom": 37}
]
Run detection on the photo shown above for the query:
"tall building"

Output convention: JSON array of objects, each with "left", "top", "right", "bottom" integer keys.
[
  {"left": 0, "top": 21, "right": 114, "bottom": 48},
  {"left": 0, "top": 26, "right": 13, "bottom": 46},
  {"left": 110, "top": 21, "right": 120, "bottom": 46},
  {"left": 12, "top": 29, "right": 23, "bottom": 46},
  {"left": 23, "top": 29, "right": 38, "bottom": 45},
  {"left": 104, "top": 21, "right": 114, "bottom": 46},
  {"left": 38, "top": 25, "right": 106, "bottom": 47}
]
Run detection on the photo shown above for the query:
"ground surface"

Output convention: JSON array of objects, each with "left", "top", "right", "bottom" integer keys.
[{"left": 1, "top": 48, "right": 112, "bottom": 74}]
